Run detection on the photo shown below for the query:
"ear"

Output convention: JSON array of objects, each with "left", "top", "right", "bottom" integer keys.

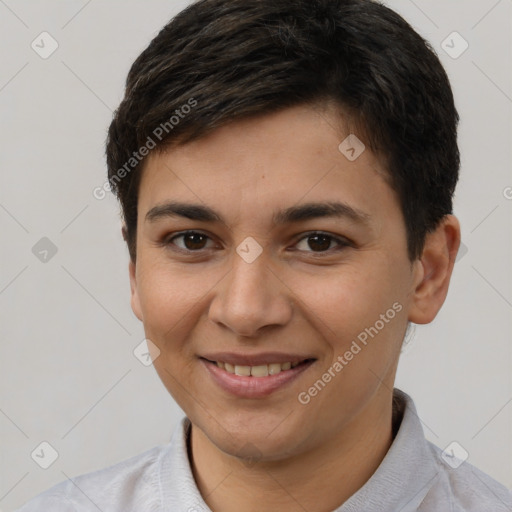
[
  {"left": 408, "top": 215, "right": 461, "bottom": 324},
  {"left": 125, "top": 224, "right": 143, "bottom": 322},
  {"left": 129, "top": 259, "right": 143, "bottom": 322}
]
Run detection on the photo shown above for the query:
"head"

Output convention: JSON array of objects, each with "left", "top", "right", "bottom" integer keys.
[{"left": 106, "top": 0, "right": 461, "bottom": 461}]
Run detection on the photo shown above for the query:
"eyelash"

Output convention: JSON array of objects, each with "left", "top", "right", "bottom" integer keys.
[{"left": 162, "top": 230, "right": 352, "bottom": 256}]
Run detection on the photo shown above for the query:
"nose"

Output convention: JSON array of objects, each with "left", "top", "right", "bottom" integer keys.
[{"left": 208, "top": 248, "right": 293, "bottom": 338}]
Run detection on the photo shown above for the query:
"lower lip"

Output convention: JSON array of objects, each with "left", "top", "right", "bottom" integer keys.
[{"left": 201, "top": 359, "right": 315, "bottom": 399}]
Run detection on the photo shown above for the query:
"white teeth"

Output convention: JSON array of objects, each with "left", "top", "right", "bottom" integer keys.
[
  {"left": 268, "top": 363, "right": 282, "bottom": 375},
  {"left": 234, "top": 365, "right": 251, "bottom": 376},
  {"left": 217, "top": 361, "right": 302, "bottom": 376},
  {"left": 250, "top": 365, "right": 269, "bottom": 377}
]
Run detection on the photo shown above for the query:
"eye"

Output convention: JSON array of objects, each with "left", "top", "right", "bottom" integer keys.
[
  {"left": 162, "top": 230, "right": 351, "bottom": 255},
  {"left": 165, "top": 231, "right": 216, "bottom": 252},
  {"left": 294, "top": 232, "right": 351, "bottom": 253}
]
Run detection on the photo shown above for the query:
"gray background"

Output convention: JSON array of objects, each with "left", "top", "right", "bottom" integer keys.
[{"left": 1, "top": 0, "right": 511, "bottom": 509}]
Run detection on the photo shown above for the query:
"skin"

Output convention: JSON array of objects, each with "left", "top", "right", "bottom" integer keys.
[{"left": 128, "top": 104, "right": 460, "bottom": 511}]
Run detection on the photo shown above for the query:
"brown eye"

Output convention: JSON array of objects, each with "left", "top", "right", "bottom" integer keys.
[
  {"left": 295, "top": 232, "right": 350, "bottom": 253},
  {"left": 167, "top": 231, "right": 213, "bottom": 251},
  {"left": 306, "top": 234, "right": 332, "bottom": 251}
]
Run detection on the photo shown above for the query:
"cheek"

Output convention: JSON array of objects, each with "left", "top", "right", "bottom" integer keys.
[
  {"left": 137, "top": 260, "right": 205, "bottom": 333},
  {"left": 299, "top": 267, "right": 408, "bottom": 413},
  {"left": 296, "top": 260, "right": 404, "bottom": 327},
  {"left": 293, "top": 261, "right": 409, "bottom": 370},
  {"left": 139, "top": 268, "right": 200, "bottom": 390}
]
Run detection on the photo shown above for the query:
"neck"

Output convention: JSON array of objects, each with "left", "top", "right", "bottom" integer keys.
[{"left": 189, "top": 389, "right": 398, "bottom": 512}]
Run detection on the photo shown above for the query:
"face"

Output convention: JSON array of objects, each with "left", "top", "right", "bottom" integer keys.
[{"left": 129, "top": 104, "right": 425, "bottom": 461}]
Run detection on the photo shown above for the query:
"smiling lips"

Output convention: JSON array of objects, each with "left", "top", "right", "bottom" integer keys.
[
  {"left": 200, "top": 353, "right": 316, "bottom": 398},
  {"left": 216, "top": 360, "right": 299, "bottom": 377}
]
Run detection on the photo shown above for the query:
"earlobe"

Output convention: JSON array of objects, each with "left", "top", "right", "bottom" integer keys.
[
  {"left": 129, "top": 260, "right": 143, "bottom": 322},
  {"left": 408, "top": 215, "right": 461, "bottom": 324}
]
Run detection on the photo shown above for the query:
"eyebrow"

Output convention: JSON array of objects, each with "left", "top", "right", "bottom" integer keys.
[{"left": 145, "top": 200, "right": 371, "bottom": 226}]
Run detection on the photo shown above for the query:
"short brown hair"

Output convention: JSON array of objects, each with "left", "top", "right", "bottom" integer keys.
[{"left": 106, "top": 0, "right": 460, "bottom": 262}]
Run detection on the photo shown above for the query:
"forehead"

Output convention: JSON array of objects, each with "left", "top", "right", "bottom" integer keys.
[{"left": 136, "top": 105, "right": 399, "bottom": 227}]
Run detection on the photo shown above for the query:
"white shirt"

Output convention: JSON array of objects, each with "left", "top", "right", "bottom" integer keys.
[{"left": 16, "top": 388, "right": 512, "bottom": 511}]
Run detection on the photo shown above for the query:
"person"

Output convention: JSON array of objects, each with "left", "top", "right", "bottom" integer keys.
[{"left": 17, "top": 0, "right": 512, "bottom": 510}]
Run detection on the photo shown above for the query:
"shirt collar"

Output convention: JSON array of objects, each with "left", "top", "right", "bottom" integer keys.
[
  {"left": 334, "top": 388, "right": 440, "bottom": 512},
  {"left": 157, "top": 388, "right": 439, "bottom": 512}
]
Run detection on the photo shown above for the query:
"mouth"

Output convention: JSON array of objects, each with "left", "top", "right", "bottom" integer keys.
[
  {"left": 202, "top": 358, "right": 313, "bottom": 376},
  {"left": 199, "top": 355, "right": 316, "bottom": 398}
]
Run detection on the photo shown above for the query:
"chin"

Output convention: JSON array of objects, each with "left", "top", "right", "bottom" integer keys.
[{"left": 197, "top": 410, "right": 312, "bottom": 462}]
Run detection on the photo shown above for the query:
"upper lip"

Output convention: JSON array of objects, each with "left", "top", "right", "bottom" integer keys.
[{"left": 200, "top": 352, "right": 316, "bottom": 367}]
